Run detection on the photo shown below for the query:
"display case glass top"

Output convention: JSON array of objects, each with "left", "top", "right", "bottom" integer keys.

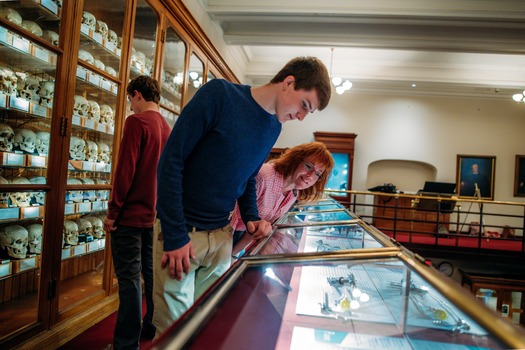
[
  {"left": 276, "top": 209, "right": 358, "bottom": 226},
  {"left": 153, "top": 253, "right": 523, "bottom": 350}
]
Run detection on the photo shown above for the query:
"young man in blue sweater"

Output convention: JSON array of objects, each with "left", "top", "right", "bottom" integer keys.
[{"left": 152, "top": 57, "right": 331, "bottom": 336}]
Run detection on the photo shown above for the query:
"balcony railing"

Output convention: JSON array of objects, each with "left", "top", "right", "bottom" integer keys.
[{"left": 326, "top": 190, "right": 525, "bottom": 259}]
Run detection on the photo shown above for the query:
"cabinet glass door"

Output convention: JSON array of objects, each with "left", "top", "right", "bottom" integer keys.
[
  {"left": 0, "top": 0, "right": 61, "bottom": 340},
  {"left": 185, "top": 52, "right": 204, "bottom": 103},
  {"left": 129, "top": 0, "right": 157, "bottom": 80},
  {"left": 159, "top": 26, "right": 185, "bottom": 127},
  {"left": 60, "top": 0, "right": 126, "bottom": 314}
]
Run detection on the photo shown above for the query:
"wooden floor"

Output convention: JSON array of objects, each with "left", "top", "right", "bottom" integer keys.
[{"left": 0, "top": 269, "right": 105, "bottom": 340}]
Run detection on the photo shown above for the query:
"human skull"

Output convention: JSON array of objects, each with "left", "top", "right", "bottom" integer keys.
[
  {"left": 35, "top": 131, "right": 50, "bottom": 155},
  {"left": 95, "top": 20, "right": 109, "bottom": 39},
  {"left": 78, "top": 50, "right": 95, "bottom": 65},
  {"left": 0, "top": 176, "right": 8, "bottom": 208},
  {"left": 18, "top": 76, "right": 41, "bottom": 103},
  {"left": 99, "top": 105, "right": 114, "bottom": 126},
  {"left": 108, "top": 30, "right": 118, "bottom": 47},
  {"left": 94, "top": 59, "right": 105, "bottom": 71},
  {"left": 81, "top": 11, "right": 96, "bottom": 30},
  {"left": 29, "top": 176, "right": 46, "bottom": 205},
  {"left": 27, "top": 224, "right": 43, "bottom": 254},
  {"left": 87, "top": 100, "right": 101, "bottom": 122},
  {"left": 85, "top": 216, "right": 104, "bottom": 238},
  {"left": 63, "top": 220, "right": 79, "bottom": 246},
  {"left": 39, "top": 81, "right": 54, "bottom": 107},
  {"left": 0, "top": 67, "right": 18, "bottom": 95},
  {"left": 0, "top": 6, "right": 22, "bottom": 26},
  {"left": 66, "top": 178, "right": 83, "bottom": 203},
  {"left": 96, "top": 141, "right": 110, "bottom": 163},
  {"left": 9, "top": 177, "right": 32, "bottom": 207},
  {"left": 85, "top": 140, "right": 98, "bottom": 162},
  {"left": 73, "top": 95, "right": 89, "bottom": 117},
  {"left": 69, "top": 136, "right": 86, "bottom": 160},
  {"left": 22, "top": 20, "right": 43, "bottom": 37},
  {"left": 0, "top": 124, "right": 14, "bottom": 152},
  {"left": 14, "top": 128, "right": 37, "bottom": 154},
  {"left": 0, "top": 225, "right": 28, "bottom": 259},
  {"left": 76, "top": 218, "right": 93, "bottom": 238},
  {"left": 79, "top": 177, "right": 96, "bottom": 201},
  {"left": 105, "top": 66, "right": 117, "bottom": 78},
  {"left": 42, "top": 30, "right": 59, "bottom": 46}
]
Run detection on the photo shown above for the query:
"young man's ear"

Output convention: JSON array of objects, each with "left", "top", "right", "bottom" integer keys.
[{"left": 283, "top": 76, "right": 295, "bottom": 90}]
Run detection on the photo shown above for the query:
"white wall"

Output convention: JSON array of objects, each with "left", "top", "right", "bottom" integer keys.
[{"left": 275, "top": 92, "right": 525, "bottom": 203}]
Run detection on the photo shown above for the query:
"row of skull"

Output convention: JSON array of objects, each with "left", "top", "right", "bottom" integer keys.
[
  {"left": 78, "top": 50, "right": 117, "bottom": 77},
  {"left": 0, "top": 223, "right": 43, "bottom": 259},
  {"left": 131, "top": 47, "right": 153, "bottom": 75},
  {"left": 0, "top": 176, "right": 46, "bottom": 208},
  {"left": 66, "top": 177, "right": 109, "bottom": 203},
  {"left": 0, "top": 67, "right": 54, "bottom": 107},
  {"left": 0, "top": 125, "right": 49, "bottom": 155},
  {"left": 64, "top": 215, "right": 106, "bottom": 247},
  {"left": 70, "top": 137, "right": 111, "bottom": 163},
  {"left": 0, "top": 5, "right": 60, "bottom": 47},
  {"left": 73, "top": 95, "right": 114, "bottom": 125},
  {"left": 0, "top": 213, "right": 104, "bottom": 260},
  {"left": 81, "top": 11, "right": 120, "bottom": 48}
]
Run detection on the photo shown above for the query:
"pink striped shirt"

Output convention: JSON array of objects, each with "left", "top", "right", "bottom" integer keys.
[{"left": 230, "top": 163, "right": 297, "bottom": 231}]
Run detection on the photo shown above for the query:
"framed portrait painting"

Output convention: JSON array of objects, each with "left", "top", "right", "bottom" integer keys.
[
  {"left": 514, "top": 155, "right": 525, "bottom": 197},
  {"left": 456, "top": 155, "right": 496, "bottom": 200}
]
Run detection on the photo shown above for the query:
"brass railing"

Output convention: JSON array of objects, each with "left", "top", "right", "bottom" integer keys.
[{"left": 325, "top": 189, "right": 525, "bottom": 255}]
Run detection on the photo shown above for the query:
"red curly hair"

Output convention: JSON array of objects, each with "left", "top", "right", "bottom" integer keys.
[{"left": 273, "top": 142, "right": 334, "bottom": 202}]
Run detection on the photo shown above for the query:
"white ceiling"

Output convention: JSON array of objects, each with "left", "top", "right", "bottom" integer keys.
[{"left": 195, "top": 0, "right": 525, "bottom": 100}]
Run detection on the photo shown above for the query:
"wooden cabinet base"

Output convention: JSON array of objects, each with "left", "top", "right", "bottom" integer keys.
[{"left": 14, "top": 294, "right": 118, "bottom": 350}]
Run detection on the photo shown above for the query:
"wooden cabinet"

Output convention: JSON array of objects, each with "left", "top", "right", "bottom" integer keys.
[
  {"left": 460, "top": 270, "right": 525, "bottom": 327},
  {"left": 0, "top": 0, "right": 236, "bottom": 347},
  {"left": 314, "top": 132, "right": 357, "bottom": 203},
  {"left": 373, "top": 196, "right": 450, "bottom": 235}
]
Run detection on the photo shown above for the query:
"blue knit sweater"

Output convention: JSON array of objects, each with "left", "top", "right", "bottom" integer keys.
[{"left": 156, "top": 79, "right": 282, "bottom": 251}]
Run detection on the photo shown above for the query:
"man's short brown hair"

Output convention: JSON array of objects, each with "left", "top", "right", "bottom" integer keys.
[
  {"left": 270, "top": 57, "right": 331, "bottom": 111},
  {"left": 127, "top": 75, "right": 161, "bottom": 104}
]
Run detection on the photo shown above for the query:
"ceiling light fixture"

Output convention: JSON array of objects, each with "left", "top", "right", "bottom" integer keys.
[
  {"left": 329, "top": 48, "right": 352, "bottom": 95},
  {"left": 512, "top": 90, "right": 525, "bottom": 103}
]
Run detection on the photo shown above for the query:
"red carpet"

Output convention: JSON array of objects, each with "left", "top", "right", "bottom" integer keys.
[{"left": 59, "top": 297, "right": 153, "bottom": 350}]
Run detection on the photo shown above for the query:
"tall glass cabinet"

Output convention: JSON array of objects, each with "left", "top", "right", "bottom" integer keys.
[{"left": 0, "top": 0, "right": 231, "bottom": 347}]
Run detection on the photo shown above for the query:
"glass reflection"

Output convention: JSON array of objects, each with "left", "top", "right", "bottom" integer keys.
[
  {"left": 160, "top": 27, "right": 185, "bottom": 115},
  {"left": 185, "top": 53, "right": 203, "bottom": 102}
]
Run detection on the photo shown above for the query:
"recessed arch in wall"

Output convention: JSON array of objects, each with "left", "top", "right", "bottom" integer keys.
[{"left": 367, "top": 159, "right": 437, "bottom": 193}]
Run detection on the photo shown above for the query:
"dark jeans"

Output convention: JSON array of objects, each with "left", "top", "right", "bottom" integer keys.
[{"left": 111, "top": 225, "right": 155, "bottom": 350}]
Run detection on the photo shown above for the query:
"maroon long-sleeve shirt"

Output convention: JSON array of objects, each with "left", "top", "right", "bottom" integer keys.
[{"left": 107, "top": 110, "right": 171, "bottom": 227}]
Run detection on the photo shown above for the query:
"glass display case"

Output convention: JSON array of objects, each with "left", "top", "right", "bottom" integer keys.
[
  {"left": 60, "top": 0, "right": 127, "bottom": 315},
  {"left": 152, "top": 250, "right": 525, "bottom": 350},
  {"left": 0, "top": 0, "right": 60, "bottom": 338},
  {"left": 291, "top": 201, "right": 344, "bottom": 212},
  {"left": 0, "top": 0, "right": 238, "bottom": 347}
]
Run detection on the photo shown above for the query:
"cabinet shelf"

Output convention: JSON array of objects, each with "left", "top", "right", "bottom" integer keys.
[{"left": 0, "top": 26, "right": 57, "bottom": 74}]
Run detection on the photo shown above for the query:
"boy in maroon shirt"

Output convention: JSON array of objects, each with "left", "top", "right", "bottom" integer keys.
[{"left": 104, "top": 76, "right": 171, "bottom": 350}]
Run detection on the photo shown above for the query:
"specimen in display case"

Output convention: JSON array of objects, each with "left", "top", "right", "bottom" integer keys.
[
  {"left": 157, "top": 198, "right": 525, "bottom": 349},
  {"left": 153, "top": 252, "right": 524, "bottom": 350}
]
